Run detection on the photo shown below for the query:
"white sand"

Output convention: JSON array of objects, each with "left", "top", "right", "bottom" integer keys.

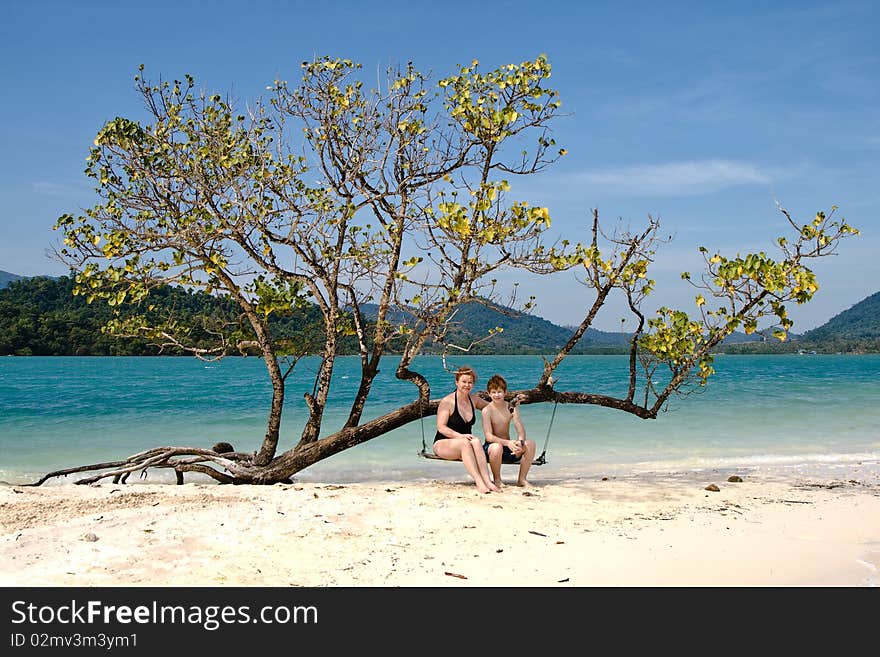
[{"left": 2, "top": 469, "right": 878, "bottom": 587}]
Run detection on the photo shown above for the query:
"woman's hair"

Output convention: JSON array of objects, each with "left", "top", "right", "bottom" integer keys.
[
  {"left": 486, "top": 374, "right": 507, "bottom": 391},
  {"left": 454, "top": 366, "right": 477, "bottom": 382}
]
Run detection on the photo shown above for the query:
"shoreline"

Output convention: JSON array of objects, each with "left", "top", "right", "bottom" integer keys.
[
  {"left": 5, "top": 442, "right": 880, "bottom": 489},
  {"left": 2, "top": 467, "right": 878, "bottom": 587}
]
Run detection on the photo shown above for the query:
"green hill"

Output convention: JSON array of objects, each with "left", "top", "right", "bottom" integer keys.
[
  {"left": 724, "top": 291, "right": 880, "bottom": 354},
  {"left": 0, "top": 275, "right": 354, "bottom": 356},
  {"left": 359, "top": 299, "right": 634, "bottom": 354},
  {"left": 796, "top": 291, "right": 880, "bottom": 352},
  {"left": 0, "top": 270, "right": 25, "bottom": 289},
  {"left": 2, "top": 273, "right": 876, "bottom": 355},
  {"left": 435, "top": 300, "right": 770, "bottom": 354},
  {"left": 803, "top": 291, "right": 880, "bottom": 341},
  {"left": 440, "top": 300, "right": 628, "bottom": 354},
  {"left": 0, "top": 275, "right": 242, "bottom": 356}
]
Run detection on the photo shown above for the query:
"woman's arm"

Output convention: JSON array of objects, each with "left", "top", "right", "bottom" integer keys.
[{"left": 471, "top": 392, "right": 490, "bottom": 411}]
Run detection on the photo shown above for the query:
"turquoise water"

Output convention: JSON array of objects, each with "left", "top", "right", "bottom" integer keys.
[{"left": 1, "top": 354, "right": 879, "bottom": 484}]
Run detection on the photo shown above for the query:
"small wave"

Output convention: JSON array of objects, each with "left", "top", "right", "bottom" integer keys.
[{"left": 623, "top": 451, "right": 880, "bottom": 477}]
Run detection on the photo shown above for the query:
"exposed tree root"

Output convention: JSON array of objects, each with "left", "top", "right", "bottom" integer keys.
[{"left": 26, "top": 446, "right": 260, "bottom": 486}]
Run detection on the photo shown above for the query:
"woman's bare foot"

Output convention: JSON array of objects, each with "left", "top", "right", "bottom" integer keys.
[{"left": 476, "top": 478, "right": 496, "bottom": 493}]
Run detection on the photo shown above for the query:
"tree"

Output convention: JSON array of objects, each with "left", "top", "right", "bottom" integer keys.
[{"left": 39, "top": 55, "right": 858, "bottom": 486}]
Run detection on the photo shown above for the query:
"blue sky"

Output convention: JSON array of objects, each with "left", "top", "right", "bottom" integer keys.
[{"left": 1, "top": 0, "right": 877, "bottom": 331}]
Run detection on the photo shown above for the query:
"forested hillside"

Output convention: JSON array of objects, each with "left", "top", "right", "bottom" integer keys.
[
  {"left": 0, "top": 275, "right": 633, "bottom": 356},
  {"left": 724, "top": 291, "right": 880, "bottom": 354},
  {"left": 0, "top": 270, "right": 24, "bottom": 289},
  {"left": 2, "top": 274, "right": 876, "bottom": 355},
  {"left": 425, "top": 300, "right": 630, "bottom": 354},
  {"left": 0, "top": 276, "right": 353, "bottom": 356},
  {"left": 798, "top": 291, "right": 880, "bottom": 352},
  {"left": 803, "top": 291, "right": 880, "bottom": 340}
]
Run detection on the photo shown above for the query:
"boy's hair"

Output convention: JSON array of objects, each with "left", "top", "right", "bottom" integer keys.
[
  {"left": 486, "top": 374, "right": 507, "bottom": 391},
  {"left": 454, "top": 366, "right": 477, "bottom": 382}
]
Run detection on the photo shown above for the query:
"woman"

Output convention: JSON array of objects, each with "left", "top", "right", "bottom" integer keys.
[{"left": 433, "top": 366, "right": 498, "bottom": 493}]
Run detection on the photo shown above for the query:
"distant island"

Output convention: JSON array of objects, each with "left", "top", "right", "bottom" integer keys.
[{"left": 1, "top": 270, "right": 877, "bottom": 355}]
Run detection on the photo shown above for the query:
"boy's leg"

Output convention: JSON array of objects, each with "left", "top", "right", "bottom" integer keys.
[
  {"left": 517, "top": 440, "right": 537, "bottom": 486},
  {"left": 486, "top": 443, "right": 504, "bottom": 487}
]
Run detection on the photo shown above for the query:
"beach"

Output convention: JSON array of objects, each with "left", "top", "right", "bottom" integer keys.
[{"left": 2, "top": 466, "right": 878, "bottom": 587}]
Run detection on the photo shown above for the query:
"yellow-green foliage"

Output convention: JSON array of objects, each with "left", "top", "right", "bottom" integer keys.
[
  {"left": 439, "top": 55, "right": 559, "bottom": 144},
  {"left": 641, "top": 207, "right": 858, "bottom": 384}
]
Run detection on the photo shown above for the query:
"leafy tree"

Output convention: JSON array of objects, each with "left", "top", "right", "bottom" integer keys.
[{"left": 40, "top": 55, "right": 858, "bottom": 485}]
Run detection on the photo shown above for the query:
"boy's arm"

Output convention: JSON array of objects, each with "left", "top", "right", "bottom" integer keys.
[{"left": 512, "top": 407, "right": 526, "bottom": 442}]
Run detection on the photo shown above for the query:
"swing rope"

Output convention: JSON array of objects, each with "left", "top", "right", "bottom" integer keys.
[
  {"left": 419, "top": 397, "right": 430, "bottom": 457},
  {"left": 532, "top": 398, "right": 557, "bottom": 466}
]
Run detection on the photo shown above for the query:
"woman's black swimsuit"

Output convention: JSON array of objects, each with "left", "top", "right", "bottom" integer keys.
[{"left": 434, "top": 394, "right": 475, "bottom": 442}]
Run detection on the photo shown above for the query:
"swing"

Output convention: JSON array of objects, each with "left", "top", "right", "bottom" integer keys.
[{"left": 418, "top": 398, "right": 557, "bottom": 467}]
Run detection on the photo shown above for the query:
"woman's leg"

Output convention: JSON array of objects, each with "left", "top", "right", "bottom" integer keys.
[
  {"left": 434, "top": 438, "right": 495, "bottom": 493},
  {"left": 469, "top": 439, "right": 499, "bottom": 491}
]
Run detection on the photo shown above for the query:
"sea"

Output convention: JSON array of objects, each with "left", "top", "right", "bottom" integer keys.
[{"left": 1, "top": 354, "right": 878, "bottom": 486}]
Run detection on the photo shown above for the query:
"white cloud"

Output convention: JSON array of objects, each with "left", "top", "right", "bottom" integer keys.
[
  {"left": 571, "top": 160, "right": 774, "bottom": 197},
  {"left": 31, "top": 181, "right": 80, "bottom": 197}
]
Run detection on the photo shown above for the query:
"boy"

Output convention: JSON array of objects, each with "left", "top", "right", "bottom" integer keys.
[{"left": 481, "top": 374, "right": 536, "bottom": 487}]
